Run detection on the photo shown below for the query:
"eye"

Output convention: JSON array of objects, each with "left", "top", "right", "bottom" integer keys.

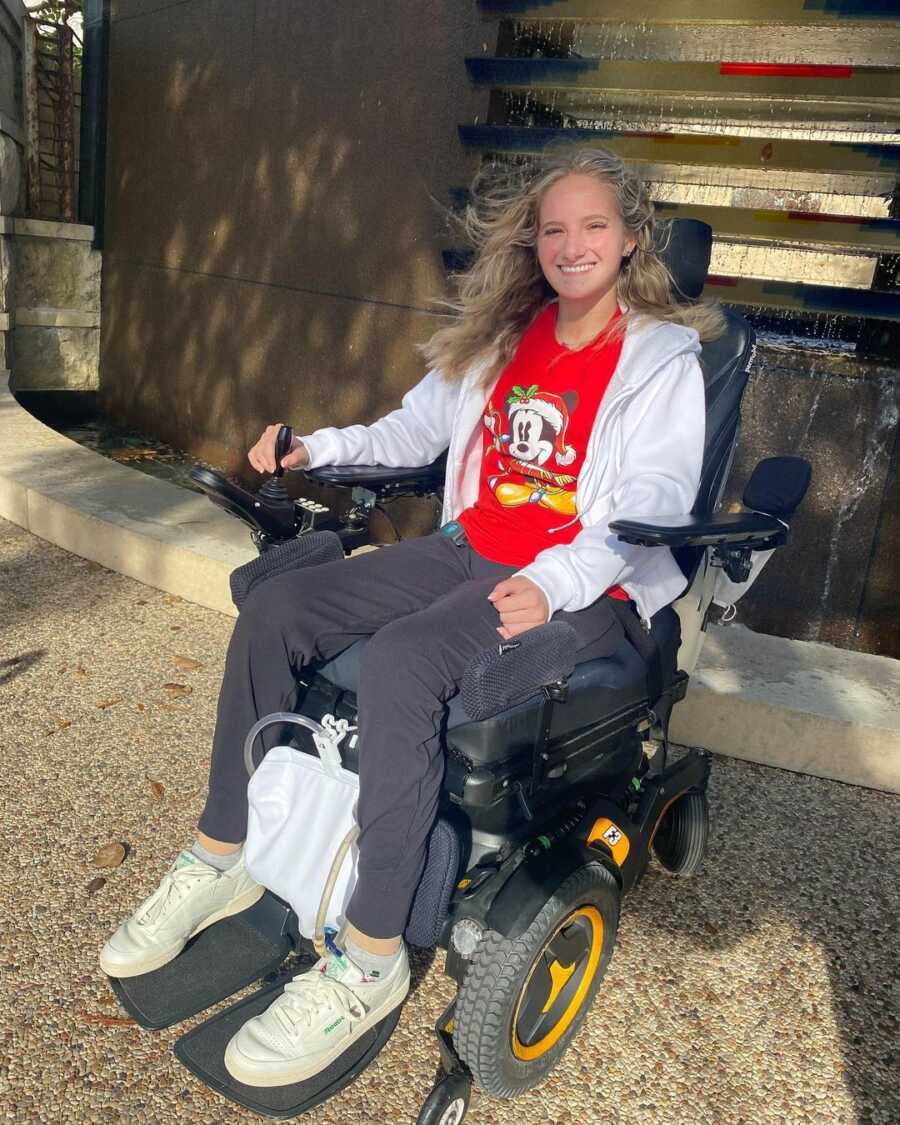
[
  {"left": 541, "top": 226, "right": 563, "bottom": 237},
  {"left": 588, "top": 221, "right": 608, "bottom": 230}
]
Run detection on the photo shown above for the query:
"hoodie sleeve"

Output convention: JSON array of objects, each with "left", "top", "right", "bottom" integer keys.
[
  {"left": 515, "top": 352, "right": 706, "bottom": 616},
  {"left": 295, "top": 367, "right": 460, "bottom": 469}
]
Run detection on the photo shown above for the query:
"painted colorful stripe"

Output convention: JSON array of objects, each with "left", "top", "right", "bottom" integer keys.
[{"left": 720, "top": 63, "right": 853, "bottom": 78}]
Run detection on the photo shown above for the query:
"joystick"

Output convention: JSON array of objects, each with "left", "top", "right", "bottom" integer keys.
[{"left": 256, "top": 425, "right": 297, "bottom": 530}]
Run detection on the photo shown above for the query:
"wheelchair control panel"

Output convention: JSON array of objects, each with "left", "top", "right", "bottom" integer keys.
[{"left": 190, "top": 425, "right": 446, "bottom": 555}]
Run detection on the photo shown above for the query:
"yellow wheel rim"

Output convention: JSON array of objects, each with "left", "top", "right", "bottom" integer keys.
[{"left": 510, "top": 905, "right": 604, "bottom": 1062}]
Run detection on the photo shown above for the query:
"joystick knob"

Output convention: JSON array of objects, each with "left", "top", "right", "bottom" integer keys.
[
  {"left": 272, "top": 425, "right": 294, "bottom": 479},
  {"left": 258, "top": 425, "right": 296, "bottom": 511}
]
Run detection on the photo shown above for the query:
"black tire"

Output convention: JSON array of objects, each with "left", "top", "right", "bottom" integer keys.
[
  {"left": 454, "top": 863, "right": 619, "bottom": 1099},
  {"left": 652, "top": 791, "right": 709, "bottom": 875},
  {"left": 416, "top": 1073, "right": 471, "bottom": 1125}
]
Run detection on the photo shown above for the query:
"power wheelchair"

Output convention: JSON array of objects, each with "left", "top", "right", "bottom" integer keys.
[{"left": 106, "top": 220, "right": 810, "bottom": 1124}]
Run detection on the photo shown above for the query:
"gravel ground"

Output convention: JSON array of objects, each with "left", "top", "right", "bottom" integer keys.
[{"left": 1, "top": 517, "right": 898, "bottom": 1125}]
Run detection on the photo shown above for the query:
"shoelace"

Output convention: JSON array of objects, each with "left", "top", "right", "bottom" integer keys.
[
  {"left": 273, "top": 973, "right": 366, "bottom": 1038},
  {"left": 136, "top": 863, "right": 216, "bottom": 927}
]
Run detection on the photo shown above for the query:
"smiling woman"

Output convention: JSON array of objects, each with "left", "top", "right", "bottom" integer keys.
[
  {"left": 421, "top": 146, "right": 725, "bottom": 393},
  {"left": 101, "top": 142, "right": 721, "bottom": 1098}
]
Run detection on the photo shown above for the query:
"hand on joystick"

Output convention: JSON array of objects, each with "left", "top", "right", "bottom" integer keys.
[{"left": 248, "top": 423, "right": 310, "bottom": 475}]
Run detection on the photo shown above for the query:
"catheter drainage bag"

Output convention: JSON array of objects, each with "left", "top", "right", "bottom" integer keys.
[{"left": 243, "top": 713, "right": 359, "bottom": 939}]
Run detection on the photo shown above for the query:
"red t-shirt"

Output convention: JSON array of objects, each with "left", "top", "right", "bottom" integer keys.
[{"left": 459, "top": 304, "right": 629, "bottom": 600}]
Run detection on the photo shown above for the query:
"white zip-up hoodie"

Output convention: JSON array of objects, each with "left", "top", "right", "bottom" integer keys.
[{"left": 299, "top": 315, "right": 705, "bottom": 625}]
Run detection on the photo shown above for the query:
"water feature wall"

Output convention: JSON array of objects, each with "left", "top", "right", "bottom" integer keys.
[
  {"left": 95, "top": 1, "right": 898, "bottom": 655},
  {"left": 467, "top": 2, "right": 899, "bottom": 656}
]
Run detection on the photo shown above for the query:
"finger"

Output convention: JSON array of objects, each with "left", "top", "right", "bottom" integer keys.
[
  {"left": 488, "top": 577, "right": 525, "bottom": 602},
  {"left": 493, "top": 592, "right": 541, "bottom": 615},
  {"left": 500, "top": 621, "right": 537, "bottom": 640},
  {"left": 498, "top": 608, "right": 543, "bottom": 625}
]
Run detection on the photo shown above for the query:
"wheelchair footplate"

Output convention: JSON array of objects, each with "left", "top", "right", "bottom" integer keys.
[
  {"left": 173, "top": 978, "right": 402, "bottom": 1120},
  {"left": 107, "top": 891, "right": 301, "bottom": 1030}
]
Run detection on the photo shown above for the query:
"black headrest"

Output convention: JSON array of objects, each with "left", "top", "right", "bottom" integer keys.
[{"left": 655, "top": 219, "right": 712, "bottom": 302}]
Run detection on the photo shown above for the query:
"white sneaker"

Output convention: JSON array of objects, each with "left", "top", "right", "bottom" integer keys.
[
  {"left": 99, "top": 850, "right": 264, "bottom": 978},
  {"left": 224, "top": 942, "right": 410, "bottom": 1087}
]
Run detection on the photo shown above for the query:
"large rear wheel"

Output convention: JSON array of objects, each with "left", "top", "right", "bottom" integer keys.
[{"left": 453, "top": 863, "right": 619, "bottom": 1098}]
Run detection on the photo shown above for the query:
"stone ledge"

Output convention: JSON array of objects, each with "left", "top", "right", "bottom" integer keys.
[
  {"left": 1, "top": 376, "right": 897, "bottom": 794},
  {"left": 0, "top": 216, "right": 95, "bottom": 242},
  {"left": 13, "top": 306, "right": 100, "bottom": 328},
  {"left": 0, "top": 312, "right": 9, "bottom": 330},
  {"left": 0, "top": 374, "right": 255, "bottom": 616},
  {"left": 670, "top": 623, "right": 900, "bottom": 794}
]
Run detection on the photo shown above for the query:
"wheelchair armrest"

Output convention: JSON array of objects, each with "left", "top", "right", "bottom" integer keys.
[
  {"left": 461, "top": 622, "right": 578, "bottom": 721},
  {"left": 305, "top": 451, "right": 447, "bottom": 498},
  {"left": 609, "top": 511, "right": 788, "bottom": 550}
]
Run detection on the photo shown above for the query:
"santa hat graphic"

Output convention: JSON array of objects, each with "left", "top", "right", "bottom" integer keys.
[{"left": 507, "top": 385, "right": 576, "bottom": 466}]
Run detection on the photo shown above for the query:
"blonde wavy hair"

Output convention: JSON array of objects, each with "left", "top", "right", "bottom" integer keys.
[{"left": 421, "top": 145, "right": 726, "bottom": 385}]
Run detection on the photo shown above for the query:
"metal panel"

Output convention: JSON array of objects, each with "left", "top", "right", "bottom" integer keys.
[
  {"left": 458, "top": 125, "right": 900, "bottom": 197},
  {"left": 466, "top": 57, "right": 900, "bottom": 101},
  {"left": 479, "top": 1, "right": 899, "bottom": 23}
]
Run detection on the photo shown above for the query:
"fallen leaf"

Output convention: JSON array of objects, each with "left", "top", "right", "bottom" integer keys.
[
  {"left": 136, "top": 703, "right": 145, "bottom": 712},
  {"left": 74, "top": 666, "right": 88, "bottom": 678},
  {"left": 164, "top": 594, "right": 183, "bottom": 606},
  {"left": 94, "top": 842, "right": 126, "bottom": 869},
  {"left": 173, "top": 655, "right": 204, "bottom": 672},
  {"left": 96, "top": 697, "right": 124, "bottom": 710},
  {"left": 170, "top": 626, "right": 182, "bottom": 632},
  {"left": 162, "top": 682, "right": 192, "bottom": 696},
  {"left": 86, "top": 877, "right": 106, "bottom": 895},
  {"left": 77, "top": 1011, "right": 135, "bottom": 1027},
  {"left": 148, "top": 779, "right": 165, "bottom": 801}
]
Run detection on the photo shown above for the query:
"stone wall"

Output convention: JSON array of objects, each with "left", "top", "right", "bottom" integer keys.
[{"left": 2, "top": 218, "right": 101, "bottom": 391}]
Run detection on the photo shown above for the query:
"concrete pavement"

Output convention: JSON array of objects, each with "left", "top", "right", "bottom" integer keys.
[{"left": 1, "top": 518, "right": 898, "bottom": 1124}]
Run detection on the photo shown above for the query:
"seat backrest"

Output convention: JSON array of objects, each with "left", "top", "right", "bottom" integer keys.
[{"left": 658, "top": 220, "right": 755, "bottom": 583}]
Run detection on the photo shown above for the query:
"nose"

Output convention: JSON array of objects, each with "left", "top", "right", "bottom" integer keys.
[{"left": 561, "top": 229, "right": 586, "bottom": 261}]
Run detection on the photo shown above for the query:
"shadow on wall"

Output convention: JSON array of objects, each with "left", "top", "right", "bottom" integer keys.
[{"left": 99, "top": 0, "right": 484, "bottom": 482}]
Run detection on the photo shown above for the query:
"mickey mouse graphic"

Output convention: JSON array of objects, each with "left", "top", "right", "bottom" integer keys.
[{"left": 484, "top": 384, "right": 581, "bottom": 516}]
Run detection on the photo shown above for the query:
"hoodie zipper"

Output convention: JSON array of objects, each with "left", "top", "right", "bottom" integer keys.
[{"left": 546, "top": 329, "right": 694, "bottom": 535}]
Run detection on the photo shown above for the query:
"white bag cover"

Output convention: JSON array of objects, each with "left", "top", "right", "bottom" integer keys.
[{"left": 242, "top": 712, "right": 360, "bottom": 939}]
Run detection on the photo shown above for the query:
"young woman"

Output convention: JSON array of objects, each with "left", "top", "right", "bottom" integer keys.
[{"left": 100, "top": 146, "right": 723, "bottom": 1088}]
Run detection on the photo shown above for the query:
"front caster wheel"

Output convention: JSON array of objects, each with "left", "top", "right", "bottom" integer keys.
[
  {"left": 416, "top": 1071, "right": 471, "bottom": 1125},
  {"left": 652, "top": 791, "right": 709, "bottom": 875},
  {"left": 453, "top": 863, "right": 620, "bottom": 1098}
]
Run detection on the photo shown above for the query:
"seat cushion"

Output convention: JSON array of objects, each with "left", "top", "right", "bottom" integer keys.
[{"left": 311, "top": 607, "right": 680, "bottom": 767}]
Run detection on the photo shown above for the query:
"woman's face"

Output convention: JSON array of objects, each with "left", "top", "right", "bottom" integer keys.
[{"left": 536, "top": 174, "right": 636, "bottom": 313}]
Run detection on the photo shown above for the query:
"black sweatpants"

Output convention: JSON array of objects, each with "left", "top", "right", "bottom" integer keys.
[{"left": 199, "top": 529, "right": 623, "bottom": 938}]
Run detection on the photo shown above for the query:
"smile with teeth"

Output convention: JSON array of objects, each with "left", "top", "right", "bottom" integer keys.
[{"left": 559, "top": 262, "right": 596, "bottom": 274}]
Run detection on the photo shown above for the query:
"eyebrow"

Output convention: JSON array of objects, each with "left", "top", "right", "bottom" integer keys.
[{"left": 541, "top": 213, "right": 611, "bottom": 225}]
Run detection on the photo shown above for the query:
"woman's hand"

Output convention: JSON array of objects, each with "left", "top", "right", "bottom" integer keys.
[
  {"left": 247, "top": 424, "right": 310, "bottom": 474},
  {"left": 488, "top": 576, "right": 550, "bottom": 640}
]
